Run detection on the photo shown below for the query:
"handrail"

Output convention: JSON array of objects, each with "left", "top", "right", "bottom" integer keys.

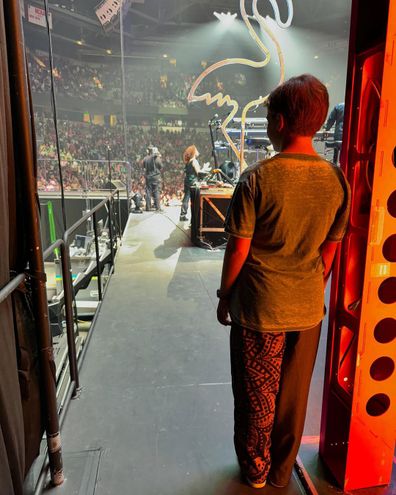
[
  {"left": 42, "top": 187, "right": 120, "bottom": 396},
  {"left": 2, "top": 187, "right": 121, "bottom": 492},
  {"left": 48, "top": 189, "right": 120, "bottom": 248},
  {"left": 0, "top": 273, "right": 26, "bottom": 304},
  {"left": 43, "top": 239, "right": 63, "bottom": 261},
  {"left": 2, "top": 188, "right": 120, "bottom": 313},
  {"left": 37, "top": 159, "right": 131, "bottom": 163},
  {"left": 37, "top": 159, "right": 132, "bottom": 201}
]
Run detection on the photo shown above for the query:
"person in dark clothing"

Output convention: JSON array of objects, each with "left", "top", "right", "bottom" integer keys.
[
  {"left": 325, "top": 102, "right": 344, "bottom": 164},
  {"left": 143, "top": 146, "right": 163, "bottom": 211},
  {"left": 220, "top": 160, "right": 239, "bottom": 183},
  {"left": 179, "top": 145, "right": 202, "bottom": 222}
]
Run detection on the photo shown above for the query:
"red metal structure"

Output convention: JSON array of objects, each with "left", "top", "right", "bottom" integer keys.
[{"left": 320, "top": 0, "right": 396, "bottom": 490}]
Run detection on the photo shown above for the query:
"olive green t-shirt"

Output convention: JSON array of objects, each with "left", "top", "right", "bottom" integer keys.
[{"left": 224, "top": 153, "right": 351, "bottom": 332}]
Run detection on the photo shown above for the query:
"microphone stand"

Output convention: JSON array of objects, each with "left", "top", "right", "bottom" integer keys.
[
  {"left": 208, "top": 167, "right": 235, "bottom": 186},
  {"left": 208, "top": 118, "right": 219, "bottom": 168}
]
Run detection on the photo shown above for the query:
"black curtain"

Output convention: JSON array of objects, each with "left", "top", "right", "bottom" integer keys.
[
  {"left": 0, "top": 1, "right": 25, "bottom": 491},
  {"left": 0, "top": 1, "right": 44, "bottom": 493}
]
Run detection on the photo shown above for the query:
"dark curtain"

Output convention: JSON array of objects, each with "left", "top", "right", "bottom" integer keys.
[
  {"left": 0, "top": 1, "right": 25, "bottom": 492},
  {"left": 0, "top": 1, "right": 44, "bottom": 493}
]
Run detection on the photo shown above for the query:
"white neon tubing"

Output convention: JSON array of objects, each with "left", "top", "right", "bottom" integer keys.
[
  {"left": 188, "top": 0, "right": 293, "bottom": 169},
  {"left": 268, "top": 0, "right": 293, "bottom": 28}
]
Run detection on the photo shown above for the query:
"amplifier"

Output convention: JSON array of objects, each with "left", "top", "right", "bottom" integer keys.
[
  {"left": 190, "top": 187, "right": 233, "bottom": 248},
  {"left": 104, "top": 179, "right": 126, "bottom": 190}
]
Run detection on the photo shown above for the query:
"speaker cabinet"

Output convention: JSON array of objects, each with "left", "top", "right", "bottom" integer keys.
[
  {"left": 190, "top": 187, "right": 232, "bottom": 248},
  {"left": 320, "top": 0, "right": 396, "bottom": 490}
]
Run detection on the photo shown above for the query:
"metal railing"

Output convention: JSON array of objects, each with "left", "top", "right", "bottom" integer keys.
[
  {"left": 0, "top": 188, "right": 121, "bottom": 493},
  {"left": 0, "top": 273, "right": 26, "bottom": 304},
  {"left": 36, "top": 158, "right": 132, "bottom": 195},
  {"left": 42, "top": 188, "right": 120, "bottom": 396}
]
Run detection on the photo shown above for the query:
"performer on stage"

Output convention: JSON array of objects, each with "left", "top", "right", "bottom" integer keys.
[
  {"left": 179, "top": 145, "right": 202, "bottom": 222},
  {"left": 216, "top": 75, "right": 350, "bottom": 489},
  {"left": 143, "top": 145, "right": 163, "bottom": 211},
  {"left": 143, "top": 146, "right": 162, "bottom": 211}
]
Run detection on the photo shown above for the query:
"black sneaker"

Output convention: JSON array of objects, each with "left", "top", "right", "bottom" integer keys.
[{"left": 179, "top": 216, "right": 188, "bottom": 221}]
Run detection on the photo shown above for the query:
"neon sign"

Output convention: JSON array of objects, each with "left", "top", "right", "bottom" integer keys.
[{"left": 188, "top": 0, "right": 293, "bottom": 169}]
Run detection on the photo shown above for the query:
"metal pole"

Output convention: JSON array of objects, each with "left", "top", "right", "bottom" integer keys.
[
  {"left": 5, "top": 0, "right": 64, "bottom": 485},
  {"left": 208, "top": 120, "right": 219, "bottom": 167},
  {"left": 120, "top": 5, "right": 129, "bottom": 161},
  {"left": 60, "top": 244, "right": 80, "bottom": 396},
  {"left": 108, "top": 199, "right": 115, "bottom": 271},
  {"left": 92, "top": 212, "right": 103, "bottom": 301},
  {"left": 43, "top": 0, "right": 68, "bottom": 233},
  {"left": 0, "top": 274, "right": 26, "bottom": 304},
  {"left": 126, "top": 161, "right": 131, "bottom": 212},
  {"left": 107, "top": 146, "right": 112, "bottom": 190},
  {"left": 117, "top": 190, "right": 122, "bottom": 239}
]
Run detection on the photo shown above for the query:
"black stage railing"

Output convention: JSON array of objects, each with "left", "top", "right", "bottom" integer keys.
[
  {"left": 41, "top": 188, "right": 120, "bottom": 397},
  {"left": 0, "top": 188, "right": 121, "bottom": 493}
]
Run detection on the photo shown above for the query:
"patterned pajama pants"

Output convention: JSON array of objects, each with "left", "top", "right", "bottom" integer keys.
[{"left": 230, "top": 323, "right": 321, "bottom": 486}]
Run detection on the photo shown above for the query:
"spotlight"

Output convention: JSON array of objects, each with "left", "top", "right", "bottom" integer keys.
[
  {"left": 76, "top": 40, "right": 83, "bottom": 46},
  {"left": 163, "top": 53, "right": 168, "bottom": 58},
  {"left": 106, "top": 49, "right": 112, "bottom": 55},
  {"left": 213, "top": 11, "right": 237, "bottom": 24}
]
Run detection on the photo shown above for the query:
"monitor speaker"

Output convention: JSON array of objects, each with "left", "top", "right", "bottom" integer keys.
[{"left": 191, "top": 188, "right": 232, "bottom": 248}]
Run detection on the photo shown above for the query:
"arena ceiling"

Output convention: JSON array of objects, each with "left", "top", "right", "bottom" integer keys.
[{"left": 27, "top": 0, "right": 352, "bottom": 59}]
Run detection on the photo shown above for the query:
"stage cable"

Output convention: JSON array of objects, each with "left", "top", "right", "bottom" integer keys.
[
  {"left": 43, "top": 0, "right": 67, "bottom": 233},
  {"left": 43, "top": 0, "right": 80, "bottom": 336}
]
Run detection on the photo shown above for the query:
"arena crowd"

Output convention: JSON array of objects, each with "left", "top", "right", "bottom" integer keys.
[
  {"left": 28, "top": 50, "right": 253, "bottom": 108},
  {"left": 36, "top": 116, "right": 213, "bottom": 204},
  {"left": 30, "top": 49, "right": 259, "bottom": 203}
]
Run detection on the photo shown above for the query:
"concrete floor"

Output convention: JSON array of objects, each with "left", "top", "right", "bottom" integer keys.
[{"left": 37, "top": 207, "right": 394, "bottom": 495}]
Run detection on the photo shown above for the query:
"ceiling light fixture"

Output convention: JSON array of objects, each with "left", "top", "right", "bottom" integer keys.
[{"left": 213, "top": 11, "right": 237, "bottom": 24}]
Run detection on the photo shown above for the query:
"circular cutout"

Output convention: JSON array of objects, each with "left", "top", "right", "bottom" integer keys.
[
  {"left": 366, "top": 393, "right": 391, "bottom": 416},
  {"left": 374, "top": 318, "right": 396, "bottom": 343},
  {"left": 388, "top": 191, "right": 396, "bottom": 218},
  {"left": 383, "top": 235, "right": 396, "bottom": 262},
  {"left": 370, "top": 357, "right": 395, "bottom": 381},
  {"left": 378, "top": 278, "right": 396, "bottom": 304}
]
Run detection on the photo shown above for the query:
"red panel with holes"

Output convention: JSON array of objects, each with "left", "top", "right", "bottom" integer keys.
[{"left": 319, "top": 0, "right": 396, "bottom": 490}]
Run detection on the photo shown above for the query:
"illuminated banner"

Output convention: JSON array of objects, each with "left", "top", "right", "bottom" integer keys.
[
  {"left": 27, "top": 5, "right": 52, "bottom": 29},
  {"left": 188, "top": 0, "right": 293, "bottom": 169}
]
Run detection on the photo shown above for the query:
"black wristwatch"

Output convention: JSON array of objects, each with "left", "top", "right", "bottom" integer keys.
[{"left": 216, "top": 289, "right": 229, "bottom": 300}]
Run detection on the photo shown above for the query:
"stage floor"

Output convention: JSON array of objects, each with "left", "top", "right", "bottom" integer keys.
[{"left": 38, "top": 207, "right": 395, "bottom": 495}]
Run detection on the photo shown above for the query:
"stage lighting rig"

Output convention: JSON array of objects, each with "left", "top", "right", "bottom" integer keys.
[
  {"left": 213, "top": 11, "right": 237, "bottom": 24},
  {"left": 95, "top": 0, "right": 133, "bottom": 31}
]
